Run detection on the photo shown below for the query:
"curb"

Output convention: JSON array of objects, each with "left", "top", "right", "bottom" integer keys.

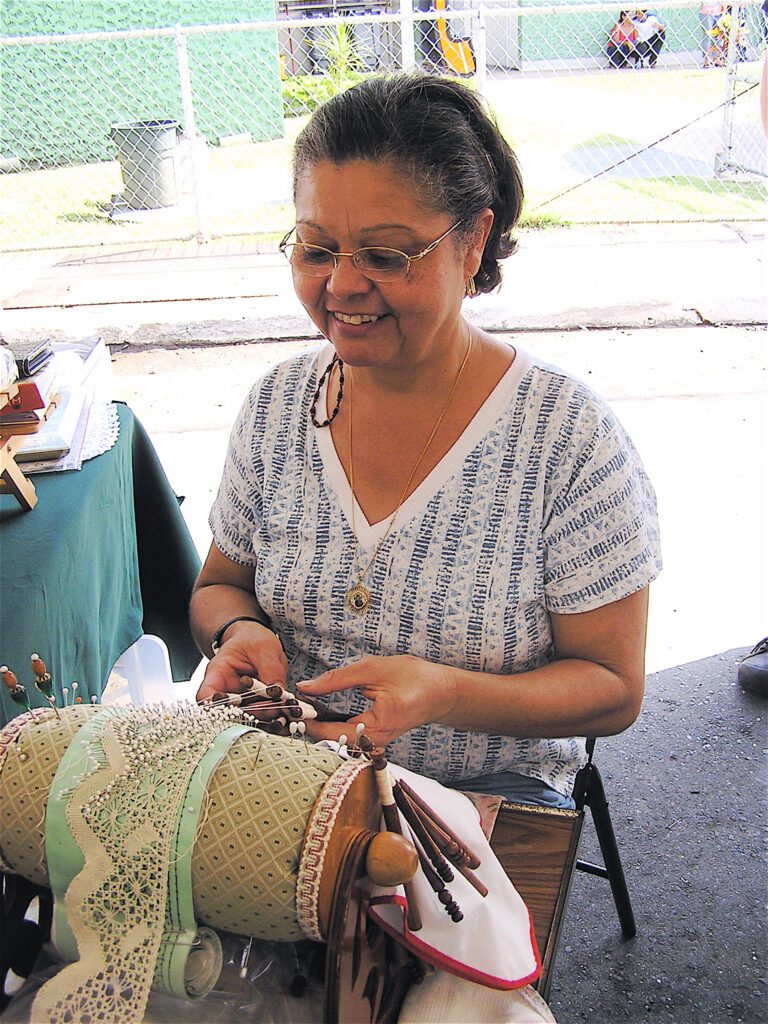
[{"left": 7, "top": 305, "right": 765, "bottom": 352}]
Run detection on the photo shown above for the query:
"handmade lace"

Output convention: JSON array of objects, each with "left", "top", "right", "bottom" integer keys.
[{"left": 32, "top": 702, "right": 249, "bottom": 1024}]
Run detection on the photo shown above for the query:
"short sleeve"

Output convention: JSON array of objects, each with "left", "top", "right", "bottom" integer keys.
[
  {"left": 209, "top": 385, "right": 264, "bottom": 566},
  {"left": 542, "top": 389, "right": 662, "bottom": 613}
]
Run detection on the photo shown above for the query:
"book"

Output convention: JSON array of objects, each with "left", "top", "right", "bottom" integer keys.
[
  {"left": 15, "top": 337, "right": 108, "bottom": 463},
  {"left": 16, "top": 386, "right": 87, "bottom": 461},
  {"left": 0, "top": 363, "right": 58, "bottom": 415},
  {"left": 10, "top": 338, "right": 53, "bottom": 377},
  {"left": 0, "top": 393, "right": 59, "bottom": 434}
]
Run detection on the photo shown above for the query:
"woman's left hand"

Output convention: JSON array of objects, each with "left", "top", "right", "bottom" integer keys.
[{"left": 297, "top": 654, "right": 458, "bottom": 746}]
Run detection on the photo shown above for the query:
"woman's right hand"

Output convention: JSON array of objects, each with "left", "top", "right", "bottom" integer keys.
[{"left": 196, "top": 620, "right": 287, "bottom": 706}]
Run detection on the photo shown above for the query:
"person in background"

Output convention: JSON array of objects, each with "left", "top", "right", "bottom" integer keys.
[
  {"left": 191, "top": 73, "right": 661, "bottom": 813},
  {"left": 631, "top": 9, "right": 665, "bottom": 66},
  {"left": 606, "top": 10, "right": 638, "bottom": 67},
  {"left": 708, "top": 5, "right": 749, "bottom": 65},
  {"left": 699, "top": 2, "right": 723, "bottom": 66}
]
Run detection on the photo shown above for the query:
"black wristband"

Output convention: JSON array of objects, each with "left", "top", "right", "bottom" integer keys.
[{"left": 210, "top": 616, "right": 265, "bottom": 655}]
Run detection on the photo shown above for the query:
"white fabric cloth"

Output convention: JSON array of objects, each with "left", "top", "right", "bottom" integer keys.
[
  {"left": 367, "top": 761, "right": 539, "bottom": 988},
  {"left": 399, "top": 971, "right": 556, "bottom": 1023},
  {"left": 210, "top": 344, "right": 661, "bottom": 797}
]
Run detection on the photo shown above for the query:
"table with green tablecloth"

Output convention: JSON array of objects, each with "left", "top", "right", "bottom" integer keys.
[{"left": 0, "top": 403, "right": 201, "bottom": 725}]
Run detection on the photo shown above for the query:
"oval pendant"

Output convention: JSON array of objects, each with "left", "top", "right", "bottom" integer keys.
[{"left": 346, "top": 583, "right": 371, "bottom": 615}]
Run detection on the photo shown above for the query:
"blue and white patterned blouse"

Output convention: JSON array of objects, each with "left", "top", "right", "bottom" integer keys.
[{"left": 210, "top": 344, "right": 662, "bottom": 797}]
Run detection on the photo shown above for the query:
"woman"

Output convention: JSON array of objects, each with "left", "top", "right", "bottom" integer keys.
[
  {"left": 191, "top": 74, "right": 661, "bottom": 810},
  {"left": 606, "top": 11, "right": 637, "bottom": 68}
]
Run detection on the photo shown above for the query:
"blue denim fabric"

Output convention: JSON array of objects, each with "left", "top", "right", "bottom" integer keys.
[{"left": 448, "top": 770, "right": 576, "bottom": 810}]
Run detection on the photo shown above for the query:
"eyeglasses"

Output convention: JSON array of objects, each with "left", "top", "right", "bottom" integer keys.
[{"left": 278, "top": 220, "right": 464, "bottom": 282}]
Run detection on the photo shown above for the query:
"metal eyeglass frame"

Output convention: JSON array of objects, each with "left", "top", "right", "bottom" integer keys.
[{"left": 278, "top": 219, "right": 464, "bottom": 281}]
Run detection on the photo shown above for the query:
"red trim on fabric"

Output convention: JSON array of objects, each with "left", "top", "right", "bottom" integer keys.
[{"left": 368, "top": 894, "right": 542, "bottom": 991}]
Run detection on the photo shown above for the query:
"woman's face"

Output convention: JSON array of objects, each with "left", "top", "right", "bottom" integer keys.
[{"left": 292, "top": 159, "right": 489, "bottom": 372}]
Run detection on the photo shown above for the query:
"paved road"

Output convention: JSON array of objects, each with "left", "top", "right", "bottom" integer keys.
[{"left": 550, "top": 647, "right": 766, "bottom": 1024}]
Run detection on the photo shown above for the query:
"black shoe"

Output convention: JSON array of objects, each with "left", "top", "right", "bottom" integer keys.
[{"left": 738, "top": 637, "right": 768, "bottom": 696}]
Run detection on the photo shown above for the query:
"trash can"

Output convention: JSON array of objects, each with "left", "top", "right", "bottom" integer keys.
[{"left": 109, "top": 119, "right": 180, "bottom": 210}]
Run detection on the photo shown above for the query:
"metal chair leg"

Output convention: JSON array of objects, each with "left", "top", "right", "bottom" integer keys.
[{"left": 576, "top": 763, "right": 637, "bottom": 938}]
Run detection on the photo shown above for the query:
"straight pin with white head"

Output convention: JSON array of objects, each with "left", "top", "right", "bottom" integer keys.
[
  {"left": 297, "top": 720, "right": 308, "bottom": 752},
  {"left": 252, "top": 739, "right": 263, "bottom": 770},
  {"left": 62, "top": 687, "right": 69, "bottom": 707}
]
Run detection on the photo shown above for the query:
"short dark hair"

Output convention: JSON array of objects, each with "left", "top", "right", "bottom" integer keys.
[{"left": 292, "top": 74, "right": 524, "bottom": 294}]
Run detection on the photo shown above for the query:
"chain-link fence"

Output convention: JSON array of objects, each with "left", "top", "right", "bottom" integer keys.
[{"left": 1, "top": 0, "right": 765, "bottom": 252}]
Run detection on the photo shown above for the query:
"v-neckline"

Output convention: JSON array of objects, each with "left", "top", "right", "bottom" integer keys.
[{"left": 313, "top": 344, "right": 531, "bottom": 549}]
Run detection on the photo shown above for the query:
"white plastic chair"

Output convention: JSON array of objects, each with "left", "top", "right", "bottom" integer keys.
[{"left": 103, "top": 634, "right": 178, "bottom": 706}]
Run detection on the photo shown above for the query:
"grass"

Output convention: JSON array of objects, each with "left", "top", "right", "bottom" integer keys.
[
  {"left": 1, "top": 66, "right": 765, "bottom": 253},
  {"left": 488, "top": 65, "right": 765, "bottom": 222}
]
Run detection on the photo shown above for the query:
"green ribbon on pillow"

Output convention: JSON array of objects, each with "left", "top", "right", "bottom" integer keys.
[{"left": 152, "top": 723, "right": 250, "bottom": 999}]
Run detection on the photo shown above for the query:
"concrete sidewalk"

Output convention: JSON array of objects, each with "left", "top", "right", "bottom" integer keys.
[{"left": 1, "top": 221, "right": 765, "bottom": 348}]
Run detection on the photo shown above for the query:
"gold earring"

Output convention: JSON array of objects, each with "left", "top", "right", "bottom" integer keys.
[{"left": 465, "top": 276, "right": 477, "bottom": 298}]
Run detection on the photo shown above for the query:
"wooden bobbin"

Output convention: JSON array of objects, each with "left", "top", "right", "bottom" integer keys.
[{"left": 371, "top": 749, "right": 422, "bottom": 932}]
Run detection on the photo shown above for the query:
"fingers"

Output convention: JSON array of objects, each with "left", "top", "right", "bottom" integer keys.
[
  {"left": 303, "top": 715, "right": 367, "bottom": 745},
  {"left": 196, "top": 632, "right": 286, "bottom": 704},
  {"left": 196, "top": 660, "right": 250, "bottom": 703},
  {"left": 303, "top": 713, "right": 395, "bottom": 749},
  {"left": 296, "top": 664, "right": 355, "bottom": 696}
]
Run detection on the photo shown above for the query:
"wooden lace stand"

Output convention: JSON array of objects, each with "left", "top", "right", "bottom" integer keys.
[{"left": 0, "top": 385, "right": 38, "bottom": 511}]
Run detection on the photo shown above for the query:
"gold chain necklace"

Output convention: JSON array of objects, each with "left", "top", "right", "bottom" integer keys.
[{"left": 345, "top": 333, "right": 473, "bottom": 615}]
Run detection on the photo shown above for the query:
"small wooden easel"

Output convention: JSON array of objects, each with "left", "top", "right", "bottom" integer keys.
[{"left": 0, "top": 384, "right": 38, "bottom": 511}]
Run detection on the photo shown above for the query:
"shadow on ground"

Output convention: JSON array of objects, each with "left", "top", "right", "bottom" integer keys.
[{"left": 549, "top": 646, "right": 766, "bottom": 1023}]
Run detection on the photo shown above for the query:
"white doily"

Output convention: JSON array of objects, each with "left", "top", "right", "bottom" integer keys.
[{"left": 79, "top": 400, "right": 120, "bottom": 462}]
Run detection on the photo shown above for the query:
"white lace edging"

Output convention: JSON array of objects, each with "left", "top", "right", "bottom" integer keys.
[
  {"left": 295, "top": 757, "right": 371, "bottom": 941},
  {"left": 80, "top": 401, "right": 120, "bottom": 462}
]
